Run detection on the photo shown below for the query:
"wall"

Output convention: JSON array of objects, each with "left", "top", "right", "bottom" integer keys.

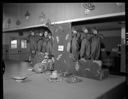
[
  {"left": 2, "top": 32, "right": 30, "bottom": 60},
  {"left": 2, "top": 32, "right": 29, "bottom": 45},
  {"left": 101, "top": 37, "right": 121, "bottom": 51},
  {"left": 3, "top": 3, "right": 125, "bottom": 31},
  {"left": 100, "top": 29, "right": 121, "bottom": 51}
]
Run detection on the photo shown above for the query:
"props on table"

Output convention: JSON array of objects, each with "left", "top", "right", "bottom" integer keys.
[
  {"left": 12, "top": 76, "right": 27, "bottom": 81},
  {"left": 33, "top": 63, "right": 45, "bottom": 73},
  {"left": 59, "top": 71, "right": 72, "bottom": 77},
  {"left": 65, "top": 75, "right": 82, "bottom": 83},
  {"left": 50, "top": 70, "right": 58, "bottom": 79},
  {"left": 44, "top": 52, "right": 49, "bottom": 59},
  {"left": 11, "top": 72, "right": 35, "bottom": 82},
  {"left": 48, "top": 70, "right": 63, "bottom": 82}
]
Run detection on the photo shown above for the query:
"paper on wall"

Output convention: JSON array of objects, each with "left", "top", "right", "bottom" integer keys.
[{"left": 58, "top": 45, "right": 64, "bottom": 51}]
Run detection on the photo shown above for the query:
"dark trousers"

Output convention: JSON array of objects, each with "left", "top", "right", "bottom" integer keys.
[
  {"left": 46, "top": 40, "right": 53, "bottom": 55},
  {"left": 29, "top": 36, "right": 38, "bottom": 52},
  {"left": 80, "top": 36, "right": 100, "bottom": 60},
  {"left": 90, "top": 36, "right": 100, "bottom": 60},
  {"left": 37, "top": 39, "right": 52, "bottom": 54},
  {"left": 80, "top": 38, "right": 90, "bottom": 59},
  {"left": 71, "top": 37, "right": 80, "bottom": 61},
  {"left": 37, "top": 39, "right": 43, "bottom": 52}
]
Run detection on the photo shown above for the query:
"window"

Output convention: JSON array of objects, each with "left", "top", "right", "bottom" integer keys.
[
  {"left": 11, "top": 40, "right": 17, "bottom": 49},
  {"left": 21, "top": 40, "right": 27, "bottom": 48}
]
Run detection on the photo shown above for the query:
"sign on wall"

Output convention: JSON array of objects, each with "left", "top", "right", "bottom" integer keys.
[{"left": 58, "top": 45, "right": 64, "bottom": 51}]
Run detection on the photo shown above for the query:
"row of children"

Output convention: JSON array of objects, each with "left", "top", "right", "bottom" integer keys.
[
  {"left": 70, "top": 27, "right": 103, "bottom": 61},
  {"left": 27, "top": 30, "right": 53, "bottom": 62}
]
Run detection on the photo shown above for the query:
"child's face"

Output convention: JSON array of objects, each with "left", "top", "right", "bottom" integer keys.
[
  {"left": 31, "top": 32, "right": 34, "bottom": 36},
  {"left": 83, "top": 28, "right": 88, "bottom": 33},
  {"left": 39, "top": 33, "right": 43, "bottom": 36},
  {"left": 44, "top": 31, "right": 48, "bottom": 37},
  {"left": 49, "top": 35, "right": 52, "bottom": 39},
  {"left": 72, "top": 30, "right": 77, "bottom": 34},
  {"left": 92, "top": 29, "right": 97, "bottom": 34}
]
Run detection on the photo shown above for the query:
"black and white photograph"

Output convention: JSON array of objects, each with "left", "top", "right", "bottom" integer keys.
[{"left": 2, "top": 3, "right": 127, "bottom": 99}]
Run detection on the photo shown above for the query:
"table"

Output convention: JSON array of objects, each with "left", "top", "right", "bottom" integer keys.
[{"left": 3, "top": 62, "right": 126, "bottom": 99}]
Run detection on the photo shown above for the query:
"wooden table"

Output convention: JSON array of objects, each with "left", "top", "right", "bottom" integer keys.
[{"left": 3, "top": 61, "right": 126, "bottom": 99}]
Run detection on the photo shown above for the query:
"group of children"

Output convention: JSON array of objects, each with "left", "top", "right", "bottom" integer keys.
[
  {"left": 27, "top": 30, "right": 53, "bottom": 62},
  {"left": 70, "top": 27, "right": 103, "bottom": 62},
  {"left": 27, "top": 30, "right": 54, "bottom": 73},
  {"left": 27, "top": 27, "right": 104, "bottom": 73}
]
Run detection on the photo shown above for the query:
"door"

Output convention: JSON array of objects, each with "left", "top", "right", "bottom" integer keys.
[{"left": 9, "top": 37, "right": 29, "bottom": 61}]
